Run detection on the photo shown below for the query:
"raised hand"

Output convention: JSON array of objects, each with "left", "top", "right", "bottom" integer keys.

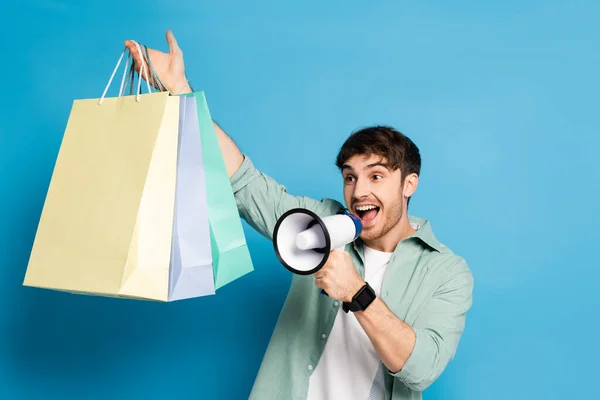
[{"left": 124, "top": 30, "right": 191, "bottom": 94}]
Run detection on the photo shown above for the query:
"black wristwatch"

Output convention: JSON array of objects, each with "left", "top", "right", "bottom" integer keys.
[{"left": 343, "top": 282, "right": 376, "bottom": 313}]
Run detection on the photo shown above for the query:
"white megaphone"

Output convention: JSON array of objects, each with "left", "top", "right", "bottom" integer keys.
[{"left": 272, "top": 208, "right": 363, "bottom": 275}]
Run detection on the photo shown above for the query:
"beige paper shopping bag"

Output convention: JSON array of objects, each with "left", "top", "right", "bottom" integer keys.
[{"left": 23, "top": 46, "right": 180, "bottom": 301}]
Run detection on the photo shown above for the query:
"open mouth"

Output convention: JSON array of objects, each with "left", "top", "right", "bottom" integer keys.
[{"left": 354, "top": 204, "right": 380, "bottom": 224}]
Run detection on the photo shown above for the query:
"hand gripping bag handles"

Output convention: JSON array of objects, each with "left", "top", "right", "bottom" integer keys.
[{"left": 23, "top": 42, "right": 253, "bottom": 301}]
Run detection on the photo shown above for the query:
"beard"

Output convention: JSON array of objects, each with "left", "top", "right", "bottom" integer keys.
[{"left": 360, "top": 196, "right": 404, "bottom": 242}]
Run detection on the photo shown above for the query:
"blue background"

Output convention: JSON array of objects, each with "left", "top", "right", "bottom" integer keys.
[{"left": 1, "top": 1, "right": 599, "bottom": 399}]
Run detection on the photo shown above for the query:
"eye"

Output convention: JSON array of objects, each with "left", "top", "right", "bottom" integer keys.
[
  {"left": 344, "top": 175, "right": 356, "bottom": 183},
  {"left": 372, "top": 174, "right": 383, "bottom": 181}
]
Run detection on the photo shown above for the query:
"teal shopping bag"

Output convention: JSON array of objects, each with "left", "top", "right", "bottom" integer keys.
[{"left": 191, "top": 92, "right": 254, "bottom": 289}]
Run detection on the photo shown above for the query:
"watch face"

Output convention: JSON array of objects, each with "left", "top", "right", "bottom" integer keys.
[{"left": 356, "top": 285, "right": 375, "bottom": 308}]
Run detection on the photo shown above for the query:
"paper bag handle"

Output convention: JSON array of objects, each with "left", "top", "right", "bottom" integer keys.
[
  {"left": 99, "top": 40, "right": 151, "bottom": 104},
  {"left": 120, "top": 43, "right": 170, "bottom": 97}
]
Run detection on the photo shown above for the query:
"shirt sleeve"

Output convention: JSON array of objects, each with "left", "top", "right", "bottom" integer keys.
[
  {"left": 229, "top": 155, "right": 343, "bottom": 240},
  {"left": 390, "top": 258, "right": 474, "bottom": 391}
]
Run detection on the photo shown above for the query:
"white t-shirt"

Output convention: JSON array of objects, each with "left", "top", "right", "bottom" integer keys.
[{"left": 306, "top": 245, "right": 393, "bottom": 400}]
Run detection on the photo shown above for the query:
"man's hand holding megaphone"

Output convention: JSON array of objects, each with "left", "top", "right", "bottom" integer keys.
[{"left": 313, "top": 250, "right": 365, "bottom": 303}]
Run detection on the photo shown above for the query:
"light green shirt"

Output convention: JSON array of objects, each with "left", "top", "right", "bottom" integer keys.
[{"left": 230, "top": 156, "right": 474, "bottom": 400}]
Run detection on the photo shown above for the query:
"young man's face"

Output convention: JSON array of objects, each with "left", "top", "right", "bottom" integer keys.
[{"left": 342, "top": 154, "right": 409, "bottom": 242}]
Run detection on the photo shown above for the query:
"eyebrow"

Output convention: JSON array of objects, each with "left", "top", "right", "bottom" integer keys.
[{"left": 341, "top": 162, "right": 389, "bottom": 172}]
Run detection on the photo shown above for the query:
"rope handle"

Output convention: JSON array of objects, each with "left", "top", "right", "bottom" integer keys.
[{"left": 99, "top": 40, "right": 151, "bottom": 104}]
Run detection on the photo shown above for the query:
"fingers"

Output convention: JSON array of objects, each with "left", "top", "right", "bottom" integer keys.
[
  {"left": 166, "top": 30, "right": 181, "bottom": 54},
  {"left": 314, "top": 268, "right": 327, "bottom": 280},
  {"left": 124, "top": 40, "right": 141, "bottom": 65},
  {"left": 123, "top": 40, "right": 149, "bottom": 79},
  {"left": 314, "top": 276, "right": 324, "bottom": 290}
]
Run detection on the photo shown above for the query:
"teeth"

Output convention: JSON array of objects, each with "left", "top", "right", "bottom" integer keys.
[{"left": 356, "top": 205, "right": 378, "bottom": 211}]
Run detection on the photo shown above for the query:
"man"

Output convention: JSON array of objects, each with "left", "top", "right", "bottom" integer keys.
[{"left": 125, "top": 31, "right": 474, "bottom": 400}]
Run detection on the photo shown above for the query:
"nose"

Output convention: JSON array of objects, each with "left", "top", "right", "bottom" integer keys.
[{"left": 352, "top": 177, "right": 371, "bottom": 200}]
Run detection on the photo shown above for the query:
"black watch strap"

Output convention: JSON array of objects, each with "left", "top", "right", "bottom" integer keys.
[{"left": 343, "top": 282, "right": 376, "bottom": 313}]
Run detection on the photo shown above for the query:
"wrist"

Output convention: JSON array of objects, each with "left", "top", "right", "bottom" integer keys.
[
  {"left": 172, "top": 78, "right": 192, "bottom": 94},
  {"left": 345, "top": 279, "right": 366, "bottom": 303},
  {"left": 342, "top": 281, "right": 376, "bottom": 313}
]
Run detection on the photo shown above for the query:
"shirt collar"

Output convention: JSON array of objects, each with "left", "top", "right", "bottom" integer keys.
[{"left": 406, "top": 215, "right": 444, "bottom": 252}]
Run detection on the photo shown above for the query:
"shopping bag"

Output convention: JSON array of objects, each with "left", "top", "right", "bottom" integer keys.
[
  {"left": 23, "top": 44, "right": 215, "bottom": 301},
  {"left": 168, "top": 94, "right": 215, "bottom": 300},
  {"left": 191, "top": 92, "right": 254, "bottom": 289}
]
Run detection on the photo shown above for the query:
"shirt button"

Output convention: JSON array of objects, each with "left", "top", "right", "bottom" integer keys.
[
  {"left": 308, "top": 365, "right": 313, "bottom": 371},
  {"left": 334, "top": 301, "right": 339, "bottom": 306},
  {"left": 321, "top": 334, "right": 326, "bottom": 339}
]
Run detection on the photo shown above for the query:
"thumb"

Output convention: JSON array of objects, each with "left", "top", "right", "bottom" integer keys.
[{"left": 166, "top": 30, "right": 180, "bottom": 54}]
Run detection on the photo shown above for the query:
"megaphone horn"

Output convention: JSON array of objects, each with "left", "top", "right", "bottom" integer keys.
[{"left": 272, "top": 208, "right": 362, "bottom": 275}]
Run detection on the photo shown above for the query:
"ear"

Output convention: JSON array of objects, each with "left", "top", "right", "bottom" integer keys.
[{"left": 402, "top": 173, "right": 419, "bottom": 199}]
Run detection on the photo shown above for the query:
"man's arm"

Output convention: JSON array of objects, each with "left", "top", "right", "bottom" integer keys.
[
  {"left": 314, "top": 249, "right": 473, "bottom": 391},
  {"left": 214, "top": 122, "right": 244, "bottom": 178},
  {"left": 354, "top": 298, "right": 416, "bottom": 373},
  {"left": 356, "top": 259, "right": 473, "bottom": 391}
]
